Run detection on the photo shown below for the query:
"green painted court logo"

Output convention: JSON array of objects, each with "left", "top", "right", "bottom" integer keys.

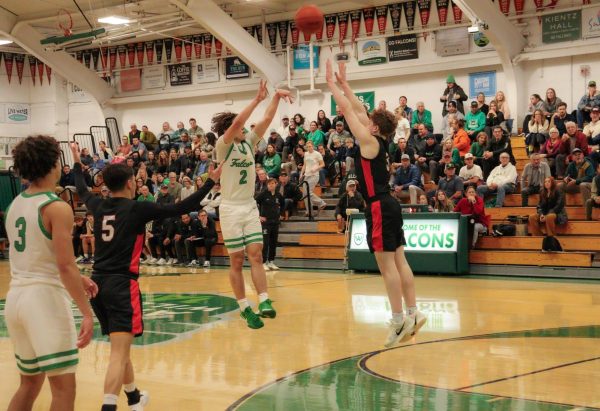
[{"left": 0, "top": 293, "right": 238, "bottom": 346}]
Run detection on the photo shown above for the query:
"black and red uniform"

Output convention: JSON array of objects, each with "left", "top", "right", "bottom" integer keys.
[
  {"left": 354, "top": 137, "right": 406, "bottom": 253},
  {"left": 74, "top": 164, "right": 214, "bottom": 336}
]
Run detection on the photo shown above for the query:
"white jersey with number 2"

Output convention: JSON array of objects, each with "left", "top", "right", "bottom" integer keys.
[{"left": 216, "top": 131, "right": 260, "bottom": 203}]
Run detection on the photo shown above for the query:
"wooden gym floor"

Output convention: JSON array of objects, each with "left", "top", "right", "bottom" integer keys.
[{"left": 1, "top": 261, "right": 600, "bottom": 410}]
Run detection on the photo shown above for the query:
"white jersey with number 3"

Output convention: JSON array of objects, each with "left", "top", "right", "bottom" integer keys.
[{"left": 216, "top": 131, "right": 260, "bottom": 203}]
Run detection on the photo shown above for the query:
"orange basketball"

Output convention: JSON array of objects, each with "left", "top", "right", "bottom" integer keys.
[{"left": 295, "top": 5, "right": 324, "bottom": 36}]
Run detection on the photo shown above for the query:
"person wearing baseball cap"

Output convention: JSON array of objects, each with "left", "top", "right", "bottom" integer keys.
[
  {"left": 559, "top": 146, "right": 594, "bottom": 204},
  {"left": 430, "top": 160, "right": 464, "bottom": 204},
  {"left": 459, "top": 152, "right": 483, "bottom": 186},
  {"left": 577, "top": 80, "right": 600, "bottom": 128},
  {"left": 583, "top": 106, "right": 600, "bottom": 144},
  {"left": 440, "top": 74, "right": 468, "bottom": 116},
  {"left": 392, "top": 153, "right": 425, "bottom": 204},
  {"left": 465, "top": 101, "right": 486, "bottom": 139},
  {"left": 416, "top": 133, "right": 442, "bottom": 183},
  {"left": 335, "top": 179, "right": 365, "bottom": 233}
]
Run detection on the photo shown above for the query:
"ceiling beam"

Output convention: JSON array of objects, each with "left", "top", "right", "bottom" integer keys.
[{"left": 171, "top": 0, "right": 286, "bottom": 86}]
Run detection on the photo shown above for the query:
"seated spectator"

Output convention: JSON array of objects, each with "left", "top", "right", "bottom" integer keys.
[
  {"left": 80, "top": 147, "right": 93, "bottom": 167},
  {"left": 418, "top": 194, "right": 433, "bottom": 212},
  {"left": 491, "top": 90, "right": 512, "bottom": 133},
  {"left": 377, "top": 100, "right": 387, "bottom": 111},
  {"left": 395, "top": 95, "right": 413, "bottom": 122},
  {"left": 267, "top": 130, "right": 285, "bottom": 154},
  {"left": 283, "top": 125, "right": 301, "bottom": 162},
  {"left": 431, "top": 163, "right": 464, "bottom": 203},
  {"left": 543, "top": 88, "right": 563, "bottom": 116},
  {"left": 137, "top": 185, "right": 154, "bottom": 202},
  {"left": 526, "top": 109, "right": 549, "bottom": 154},
  {"left": 344, "top": 137, "right": 358, "bottom": 175},
  {"left": 186, "top": 210, "right": 217, "bottom": 268},
  {"left": 470, "top": 132, "right": 488, "bottom": 168},
  {"left": 484, "top": 100, "right": 505, "bottom": 138},
  {"left": 188, "top": 117, "right": 205, "bottom": 139},
  {"left": 255, "top": 168, "right": 269, "bottom": 196},
  {"left": 172, "top": 213, "right": 199, "bottom": 266},
  {"left": 193, "top": 150, "right": 210, "bottom": 178},
  {"left": 157, "top": 150, "right": 169, "bottom": 174},
  {"left": 178, "top": 146, "right": 195, "bottom": 178},
  {"left": 328, "top": 121, "right": 351, "bottom": 150},
  {"left": 119, "top": 136, "right": 132, "bottom": 157},
  {"left": 539, "top": 127, "right": 565, "bottom": 177},
  {"left": 59, "top": 164, "right": 76, "bottom": 191},
  {"left": 432, "top": 190, "right": 454, "bottom": 212},
  {"left": 452, "top": 118, "right": 471, "bottom": 158},
  {"left": 317, "top": 109, "right": 332, "bottom": 133},
  {"left": 440, "top": 74, "right": 468, "bottom": 116},
  {"left": 172, "top": 121, "right": 188, "bottom": 145},
  {"left": 167, "top": 172, "right": 182, "bottom": 202},
  {"left": 200, "top": 182, "right": 221, "bottom": 219},
  {"left": 482, "top": 126, "right": 515, "bottom": 179},
  {"left": 335, "top": 180, "right": 365, "bottom": 233},
  {"left": 465, "top": 101, "right": 486, "bottom": 141},
  {"left": 148, "top": 217, "right": 176, "bottom": 265},
  {"left": 393, "top": 110, "right": 411, "bottom": 149},
  {"left": 391, "top": 138, "right": 416, "bottom": 172},
  {"left": 131, "top": 136, "right": 147, "bottom": 160},
  {"left": 72, "top": 216, "right": 85, "bottom": 263},
  {"left": 203, "top": 132, "right": 216, "bottom": 157},
  {"left": 454, "top": 185, "right": 491, "bottom": 247},
  {"left": 558, "top": 148, "right": 594, "bottom": 205},
  {"left": 99, "top": 185, "right": 111, "bottom": 200},
  {"left": 408, "top": 124, "right": 431, "bottom": 162},
  {"left": 523, "top": 94, "right": 545, "bottom": 134},
  {"left": 528, "top": 176, "right": 567, "bottom": 237},
  {"left": 584, "top": 107, "right": 600, "bottom": 146},
  {"left": 134, "top": 178, "right": 144, "bottom": 198},
  {"left": 476, "top": 152, "right": 517, "bottom": 207},
  {"left": 556, "top": 121, "right": 588, "bottom": 178},
  {"left": 263, "top": 144, "right": 282, "bottom": 178},
  {"left": 277, "top": 172, "right": 302, "bottom": 220},
  {"left": 140, "top": 125, "right": 157, "bottom": 151},
  {"left": 91, "top": 153, "right": 106, "bottom": 173},
  {"left": 306, "top": 121, "right": 326, "bottom": 147},
  {"left": 417, "top": 134, "right": 442, "bottom": 183},
  {"left": 128, "top": 123, "right": 141, "bottom": 143},
  {"left": 410, "top": 102, "right": 433, "bottom": 138},
  {"left": 176, "top": 132, "right": 192, "bottom": 156},
  {"left": 440, "top": 138, "right": 461, "bottom": 171},
  {"left": 549, "top": 102, "right": 574, "bottom": 136},
  {"left": 331, "top": 107, "right": 349, "bottom": 134},
  {"left": 476, "top": 92, "right": 489, "bottom": 115},
  {"left": 521, "top": 153, "right": 551, "bottom": 206},
  {"left": 441, "top": 101, "right": 465, "bottom": 136},
  {"left": 278, "top": 115, "right": 291, "bottom": 140},
  {"left": 585, "top": 162, "right": 600, "bottom": 221},
  {"left": 80, "top": 212, "right": 95, "bottom": 264},
  {"left": 392, "top": 154, "right": 425, "bottom": 204},
  {"left": 157, "top": 121, "right": 175, "bottom": 152},
  {"left": 577, "top": 80, "right": 599, "bottom": 129},
  {"left": 318, "top": 144, "right": 336, "bottom": 190},
  {"left": 256, "top": 178, "right": 285, "bottom": 271},
  {"left": 180, "top": 176, "right": 195, "bottom": 201},
  {"left": 98, "top": 140, "right": 114, "bottom": 162},
  {"left": 459, "top": 153, "right": 483, "bottom": 186},
  {"left": 283, "top": 145, "right": 305, "bottom": 182}
]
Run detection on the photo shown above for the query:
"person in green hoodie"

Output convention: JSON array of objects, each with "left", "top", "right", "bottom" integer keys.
[
  {"left": 465, "top": 101, "right": 486, "bottom": 141},
  {"left": 140, "top": 125, "right": 157, "bottom": 151},
  {"left": 558, "top": 148, "right": 594, "bottom": 204},
  {"left": 263, "top": 144, "right": 282, "bottom": 178}
]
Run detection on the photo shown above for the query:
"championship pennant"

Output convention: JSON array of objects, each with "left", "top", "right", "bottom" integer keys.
[
  {"left": 174, "top": 38, "right": 183, "bottom": 62},
  {"left": 15, "top": 54, "right": 24, "bottom": 84},
  {"left": 37, "top": 59, "right": 44, "bottom": 85},
  {"left": 4, "top": 53, "right": 14, "bottom": 84},
  {"left": 376, "top": 6, "right": 388, "bottom": 35},
  {"left": 337, "top": 11, "right": 349, "bottom": 48},
  {"left": 91, "top": 48, "right": 100, "bottom": 70},
  {"left": 117, "top": 45, "right": 127, "bottom": 68},
  {"left": 183, "top": 36, "right": 193, "bottom": 60},
  {"left": 290, "top": 21, "right": 300, "bottom": 47},
  {"left": 418, "top": 0, "right": 432, "bottom": 39},
  {"left": 193, "top": 35, "right": 202, "bottom": 59},
  {"left": 363, "top": 7, "right": 376, "bottom": 36},
  {"left": 325, "top": 14, "right": 337, "bottom": 41},
  {"left": 214, "top": 38, "right": 223, "bottom": 57},
  {"left": 127, "top": 43, "right": 136, "bottom": 66},
  {"left": 278, "top": 21, "right": 289, "bottom": 48},
  {"left": 154, "top": 39, "right": 164, "bottom": 64},
  {"left": 267, "top": 22, "right": 278, "bottom": 50},
  {"left": 499, "top": 0, "right": 510, "bottom": 16},
  {"left": 145, "top": 41, "right": 155, "bottom": 64},
  {"left": 436, "top": 0, "right": 449, "bottom": 26},
  {"left": 136, "top": 42, "right": 145, "bottom": 65},
  {"left": 164, "top": 38, "right": 173, "bottom": 63},
  {"left": 451, "top": 0, "right": 463, "bottom": 23},
  {"left": 404, "top": 1, "right": 417, "bottom": 31},
  {"left": 46, "top": 64, "right": 52, "bottom": 85},
  {"left": 203, "top": 33, "right": 213, "bottom": 58},
  {"left": 109, "top": 46, "right": 117, "bottom": 73},
  {"left": 350, "top": 10, "right": 361, "bottom": 43},
  {"left": 28, "top": 55, "right": 36, "bottom": 85},
  {"left": 389, "top": 3, "right": 403, "bottom": 34},
  {"left": 83, "top": 50, "right": 92, "bottom": 68},
  {"left": 254, "top": 24, "right": 263, "bottom": 44},
  {"left": 514, "top": 0, "right": 525, "bottom": 22}
]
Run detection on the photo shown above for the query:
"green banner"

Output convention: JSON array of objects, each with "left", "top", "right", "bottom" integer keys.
[
  {"left": 542, "top": 10, "right": 581, "bottom": 44},
  {"left": 331, "top": 91, "right": 375, "bottom": 116}
]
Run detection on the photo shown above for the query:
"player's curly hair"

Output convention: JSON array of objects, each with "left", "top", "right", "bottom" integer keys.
[
  {"left": 12, "top": 135, "right": 61, "bottom": 182},
  {"left": 211, "top": 112, "right": 238, "bottom": 137},
  {"left": 370, "top": 109, "right": 398, "bottom": 139}
]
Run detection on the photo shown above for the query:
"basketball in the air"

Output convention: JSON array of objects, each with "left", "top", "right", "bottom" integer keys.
[{"left": 295, "top": 5, "right": 324, "bottom": 35}]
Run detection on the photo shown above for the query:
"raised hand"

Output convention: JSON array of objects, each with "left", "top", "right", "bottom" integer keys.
[
  {"left": 208, "top": 161, "right": 224, "bottom": 182},
  {"left": 275, "top": 89, "right": 295, "bottom": 104},
  {"left": 335, "top": 62, "right": 347, "bottom": 85},
  {"left": 70, "top": 142, "right": 81, "bottom": 165},
  {"left": 255, "top": 79, "right": 268, "bottom": 102},
  {"left": 326, "top": 60, "right": 335, "bottom": 84}
]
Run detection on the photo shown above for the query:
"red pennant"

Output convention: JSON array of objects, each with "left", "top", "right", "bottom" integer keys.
[
  {"left": 303, "top": 30, "right": 311, "bottom": 44},
  {"left": 418, "top": 0, "right": 432, "bottom": 39},
  {"left": 118, "top": 45, "right": 127, "bottom": 68},
  {"left": 100, "top": 47, "right": 109, "bottom": 75},
  {"left": 145, "top": 41, "right": 154, "bottom": 64},
  {"left": 499, "top": 0, "right": 510, "bottom": 16},
  {"left": 583, "top": 0, "right": 591, "bottom": 4},
  {"left": 203, "top": 33, "right": 213, "bottom": 58},
  {"left": 183, "top": 37, "right": 192, "bottom": 60},
  {"left": 127, "top": 43, "right": 135, "bottom": 67},
  {"left": 193, "top": 35, "right": 202, "bottom": 59},
  {"left": 451, "top": 1, "right": 462, "bottom": 23},
  {"left": 436, "top": 0, "right": 449, "bottom": 26},
  {"left": 363, "top": 7, "right": 376, "bottom": 36},
  {"left": 514, "top": 0, "right": 525, "bottom": 22},
  {"left": 214, "top": 38, "right": 223, "bottom": 57},
  {"left": 315, "top": 20, "right": 324, "bottom": 41},
  {"left": 136, "top": 42, "right": 144, "bottom": 66},
  {"left": 37, "top": 59, "right": 44, "bottom": 85},
  {"left": 376, "top": 6, "right": 388, "bottom": 34},
  {"left": 28, "top": 56, "right": 36, "bottom": 86},
  {"left": 4, "top": 53, "right": 14, "bottom": 84},
  {"left": 325, "top": 14, "right": 337, "bottom": 41},
  {"left": 46, "top": 65, "right": 52, "bottom": 85},
  {"left": 350, "top": 10, "right": 361, "bottom": 42},
  {"left": 226, "top": 46, "right": 232, "bottom": 56},
  {"left": 174, "top": 38, "right": 183, "bottom": 62},
  {"left": 337, "top": 11, "right": 349, "bottom": 45},
  {"left": 548, "top": 0, "right": 558, "bottom": 9},
  {"left": 290, "top": 21, "right": 300, "bottom": 48},
  {"left": 15, "top": 54, "right": 25, "bottom": 85},
  {"left": 109, "top": 46, "right": 117, "bottom": 73}
]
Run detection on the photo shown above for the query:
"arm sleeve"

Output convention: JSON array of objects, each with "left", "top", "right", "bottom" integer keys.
[
  {"left": 73, "top": 163, "right": 101, "bottom": 212},
  {"left": 577, "top": 95, "right": 587, "bottom": 111},
  {"left": 550, "top": 191, "right": 565, "bottom": 215},
  {"left": 135, "top": 179, "right": 215, "bottom": 223},
  {"left": 457, "top": 87, "right": 468, "bottom": 102}
]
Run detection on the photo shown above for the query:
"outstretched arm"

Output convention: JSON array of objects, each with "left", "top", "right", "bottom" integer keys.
[
  {"left": 222, "top": 80, "right": 269, "bottom": 145},
  {"left": 253, "top": 89, "right": 294, "bottom": 141},
  {"left": 71, "top": 143, "right": 101, "bottom": 211},
  {"left": 334, "top": 62, "right": 370, "bottom": 128},
  {"left": 326, "top": 60, "right": 379, "bottom": 159}
]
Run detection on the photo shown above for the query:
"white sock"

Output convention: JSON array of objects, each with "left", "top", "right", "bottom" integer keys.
[
  {"left": 238, "top": 298, "right": 250, "bottom": 311},
  {"left": 392, "top": 312, "right": 404, "bottom": 323},
  {"left": 103, "top": 394, "right": 118, "bottom": 405},
  {"left": 258, "top": 293, "right": 269, "bottom": 303},
  {"left": 124, "top": 383, "right": 136, "bottom": 393},
  {"left": 407, "top": 306, "right": 417, "bottom": 316}
]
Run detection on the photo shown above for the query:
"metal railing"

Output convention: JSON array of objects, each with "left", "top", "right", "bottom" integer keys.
[
  {"left": 299, "top": 179, "right": 313, "bottom": 221},
  {"left": 105, "top": 117, "right": 120, "bottom": 151},
  {"left": 90, "top": 126, "right": 110, "bottom": 152}
]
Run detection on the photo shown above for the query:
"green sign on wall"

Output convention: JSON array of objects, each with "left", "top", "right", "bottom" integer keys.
[
  {"left": 331, "top": 91, "right": 375, "bottom": 116},
  {"left": 542, "top": 10, "right": 581, "bottom": 44}
]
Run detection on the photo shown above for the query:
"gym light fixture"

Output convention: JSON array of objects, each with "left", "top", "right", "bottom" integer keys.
[
  {"left": 0, "top": 39, "right": 13, "bottom": 45},
  {"left": 98, "top": 16, "right": 132, "bottom": 25}
]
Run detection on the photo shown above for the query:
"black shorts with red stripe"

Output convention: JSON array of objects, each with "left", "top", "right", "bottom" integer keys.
[
  {"left": 365, "top": 194, "right": 406, "bottom": 253},
  {"left": 90, "top": 274, "right": 144, "bottom": 337}
]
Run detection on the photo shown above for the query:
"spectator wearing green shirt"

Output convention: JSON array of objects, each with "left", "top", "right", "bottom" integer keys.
[
  {"left": 171, "top": 121, "right": 188, "bottom": 144},
  {"left": 306, "top": 121, "right": 326, "bottom": 147},
  {"left": 136, "top": 185, "right": 155, "bottom": 202},
  {"left": 465, "top": 101, "right": 486, "bottom": 140},
  {"left": 470, "top": 132, "right": 488, "bottom": 163},
  {"left": 263, "top": 144, "right": 282, "bottom": 178},
  {"left": 410, "top": 102, "right": 433, "bottom": 139}
]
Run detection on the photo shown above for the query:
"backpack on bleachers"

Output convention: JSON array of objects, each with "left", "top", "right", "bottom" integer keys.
[{"left": 542, "top": 236, "right": 562, "bottom": 252}]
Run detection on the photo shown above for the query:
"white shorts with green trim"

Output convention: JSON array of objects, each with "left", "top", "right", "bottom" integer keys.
[
  {"left": 219, "top": 201, "right": 263, "bottom": 254},
  {"left": 5, "top": 283, "right": 78, "bottom": 376}
]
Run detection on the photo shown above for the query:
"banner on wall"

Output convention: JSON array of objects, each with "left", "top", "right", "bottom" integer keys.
[
  {"left": 331, "top": 91, "right": 374, "bottom": 115},
  {"left": 435, "top": 26, "right": 469, "bottom": 56},
  {"left": 168, "top": 63, "right": 192, "bottom": 86},
  {"left": 225, "top": 57, "right": 250, "bottom": 79},
  {"left": 83, "top": 50, "right": 91, "bottom": 68},
  {"left": 404, "top": 0, "right": 417, "bottom": 31},
  {"left": 363, "top": 7, "right": 376, "bottom": 36},
  {"left": 253, "top": 24, "right": 263, "bottom": 44},
  {"left": 164, "top": 38, "right": 173, "bottom": 62},
  {"left": 499, "top": 0, "right": 510, "bottom": 16},
  {"left": 127, "top": 43, "right": 136, "bottom": 67},
  {"left": 290, "top": 21, "right": 300, "bottom": 47},
  {"left": 389, "top": 3, "right": 402, "bottom": 33},
  {"left": 91, "top": 48, "right": 100, "bottom": 70},
  {"left": 387, "top": 34, "right": 418, "bottom": 61},
  {"left": 469, "top": 71, "right": 496, "bottom": 98},
  {"left": 278, "top": 21, "right": 289, "bottom": 47},
  {"left": 174, "top": 38, "right": 183, "bottom": 62},
  {"left": 293, "top": 44, "right": 319, "bottom": 69},
  {"left": 436, "top": 0, "right": 449, "bottom": 26},
  {"left": 155, "top": 39, "right": 164, "bottom": 63},
  {"left": 117, "top": 45, "right": 127, "bottom": 68},
  {"left": 15, "top": 54, "right": 25, "bottom": 84},
  {"left": 337, "top": 11, "right": 350, "bottom": 43},
  {"left": 267, "top": 22, "right": 278, "bottom": 50},
  {"left": 28, "top": 56, "right": 36, "bottom": 86},
  {"left": 46, "top": 65, "right": 51, "bottom": 85},
  {"left": 418, "top": 0, "right": 432, "bottom": 34},
  {"left": 325, "top": 14, "right": 337, "bottom": 41},
  {"left": 203, "top": 33, "right": 213, "bottom": 58},
  {"left": 5, "top": 103, "right": 30, "bottom": 123},
  {"left": 120, "top": 69, "right": 142, "bottom": 92},
  {"left": 375, "top": 6, "right": 388, "bottom": 34},
  {"left": 195, "top": 60, "right": 219, "bottom": 83},
  {"left": 542, "top": 10, "right": 582, "bottom": 43},
  {"left": 451, "top": 0, "right": 462, "bottom": 23},
  {"left": 183, "top": 36, "right": 192, "bottom": 60},
  {"left": 350, "top": 10, "right": 362, "bottom": 42},
  {"left": 193, "top": 35, "right": 203, "bottom": 59},
  {"left": 136, "top": 42, "right": 145, "bottom": 65},
  {"left": 582, "top": 6, "right": 600, "bottom": 38},
  {"left": 357, "top": 38, "right": 387, "bottom": 66},
  {"left": 37, "top": 59, "right": 44, "bottom": 85},
  {"left": 4, "top": 52, "right": 14, "bottom": 84},
  {"left": 142, "top": 65, "right": 165, "bottom": 89},
  {"left": 214, "top": 38, "right": 223, "bottom": 57}
]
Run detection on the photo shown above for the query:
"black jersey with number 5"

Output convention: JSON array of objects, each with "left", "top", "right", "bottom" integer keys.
[{"left": 73, "top": 164, "right": 214, "bottom": 278}]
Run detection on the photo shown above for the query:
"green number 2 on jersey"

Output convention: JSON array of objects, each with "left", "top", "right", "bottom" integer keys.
[
  {"left": 239, "top": 170, "right": 248, "bottom": 185},
  {"left": 14, "top": 217, "right": 26, "bottom": 252}
]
